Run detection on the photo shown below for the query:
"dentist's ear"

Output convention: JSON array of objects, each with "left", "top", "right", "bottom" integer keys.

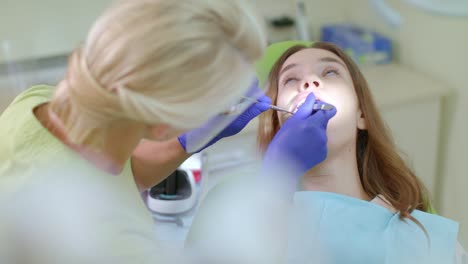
[
  {"left": 147, "top": 124, "right": 171, "bottom": 141},
  {"left": 357, "top": 110, "right": 367, "bottom": 130}
]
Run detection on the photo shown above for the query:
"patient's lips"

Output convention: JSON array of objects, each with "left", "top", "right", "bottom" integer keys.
[{"left": 289, "top": 92, "right": 320, "bottom": 113}]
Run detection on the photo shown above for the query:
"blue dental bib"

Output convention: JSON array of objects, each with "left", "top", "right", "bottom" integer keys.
[{"left": 287, "top": 191, "right": 458, "bottom": 264}]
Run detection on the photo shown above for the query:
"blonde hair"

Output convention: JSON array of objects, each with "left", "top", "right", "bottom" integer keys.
[{"left": 50, "top": 0, "right": 266, "bottom": 148}]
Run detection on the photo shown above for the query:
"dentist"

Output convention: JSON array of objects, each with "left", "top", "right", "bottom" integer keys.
[{"left": 0, "top": 0, "right": 271, "bottom": 263}]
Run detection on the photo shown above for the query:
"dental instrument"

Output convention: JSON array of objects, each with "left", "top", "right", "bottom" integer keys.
[{"left": 241, "top": 96, "right": 334, "bottom": 115}]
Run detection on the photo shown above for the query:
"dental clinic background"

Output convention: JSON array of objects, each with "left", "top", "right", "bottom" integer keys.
[{"left": 1, "top": 0, "right": 468, "bottom": 248}]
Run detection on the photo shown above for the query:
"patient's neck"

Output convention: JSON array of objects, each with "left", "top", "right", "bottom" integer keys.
[{"left": 301, "top": 142, "right": 370, "bottom": 201}]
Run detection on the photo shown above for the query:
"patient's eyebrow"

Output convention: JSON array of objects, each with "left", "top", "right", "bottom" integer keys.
[
  {"left": 279, "top": 63, "right": 298, "bottom": 76},
  {"left": 320, "top": 57, "right": 346, "bottom": 68}
]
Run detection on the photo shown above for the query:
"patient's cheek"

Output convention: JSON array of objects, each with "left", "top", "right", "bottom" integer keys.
[{"left": 279, "top": 113, "right": 293, "bottom": 125}]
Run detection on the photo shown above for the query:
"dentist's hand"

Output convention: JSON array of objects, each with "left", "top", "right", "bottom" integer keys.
[
  {"left": 260, "top": 93, "right": 336, "bottom": 192},
  {"left": 178, "top": 80, "right": 271, "bottom": 153}
]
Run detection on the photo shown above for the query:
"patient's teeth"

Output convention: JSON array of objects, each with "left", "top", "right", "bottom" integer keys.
[{"left": 295, "top": 99, "right": 306, "bottom": 112}]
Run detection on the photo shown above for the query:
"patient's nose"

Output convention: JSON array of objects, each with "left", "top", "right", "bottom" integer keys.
[{"left": 302, "top": 80, "right": 320, "bottom": 90}]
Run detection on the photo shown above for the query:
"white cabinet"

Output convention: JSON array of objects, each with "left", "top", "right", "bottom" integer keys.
[
  {"left": 202, "top": 64, "right": 451, "bottom": 199},
  {"left": 361, "top": 64, "right": 450, "bottom": 196}
]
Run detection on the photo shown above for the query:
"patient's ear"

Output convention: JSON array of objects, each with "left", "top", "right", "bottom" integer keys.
[{"left": 357, "top": 110, "right": 367, "bottom": 130}]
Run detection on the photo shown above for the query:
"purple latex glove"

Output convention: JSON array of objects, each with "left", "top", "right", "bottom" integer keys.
[
  {"left": 260, "top": 93, "right": 336, "bottom": 193},
  {"left": 178, "top": 81, "right": 271, "bottom": 153}
]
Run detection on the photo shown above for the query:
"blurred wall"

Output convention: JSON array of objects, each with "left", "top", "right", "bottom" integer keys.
[
  {"left": 0, "top": 0, "right": 111, "bottom": 112},
  {"left": 0, "top": 0, "right": 111, "bottom": 61}
]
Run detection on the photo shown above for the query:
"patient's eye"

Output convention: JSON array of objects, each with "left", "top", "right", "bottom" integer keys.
[
  {"left": 282, "top": 76, "right": 299, "bottom": 86},
  {"left": 322, "top": 67, "right": 340, "bottom": 77}
]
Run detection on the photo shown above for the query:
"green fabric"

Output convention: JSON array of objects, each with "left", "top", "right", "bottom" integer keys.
[
  {"left": 255, "top": 40, "right": 313, "bottom": 87},
  {"left": 0, "top": 85, "right": 164, "bottom": 263},
  {"left": 427, "top": 200, "right": 438, "bottom": 214}
]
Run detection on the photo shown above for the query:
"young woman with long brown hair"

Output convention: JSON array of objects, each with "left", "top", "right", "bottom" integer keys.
[{"left": 256, "top": 41, "right": 465, "bottom": 263}]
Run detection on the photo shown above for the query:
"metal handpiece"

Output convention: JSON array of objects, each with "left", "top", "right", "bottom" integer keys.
[{"left": 241, "top": 96, "right": 334, "bottom": 115}]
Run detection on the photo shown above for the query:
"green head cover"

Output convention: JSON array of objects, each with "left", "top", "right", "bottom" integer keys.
[{"left": 255, "top": 40, "right": 312, "bottom": 87}]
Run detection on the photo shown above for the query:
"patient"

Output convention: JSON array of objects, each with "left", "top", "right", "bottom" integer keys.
[
  {"left": 257, "top": 41, "right": 465, "bottom": 263},
  {"left": 259, "top": 41, "right": 425, "bottom": 215},
  {"left": 186, "top": 42, "right": 466, "bottom": 263}
]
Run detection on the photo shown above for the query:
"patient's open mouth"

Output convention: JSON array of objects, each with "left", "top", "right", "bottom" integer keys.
[{"left": 288, "top": 93, "right": 329, "bottom": 114}]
